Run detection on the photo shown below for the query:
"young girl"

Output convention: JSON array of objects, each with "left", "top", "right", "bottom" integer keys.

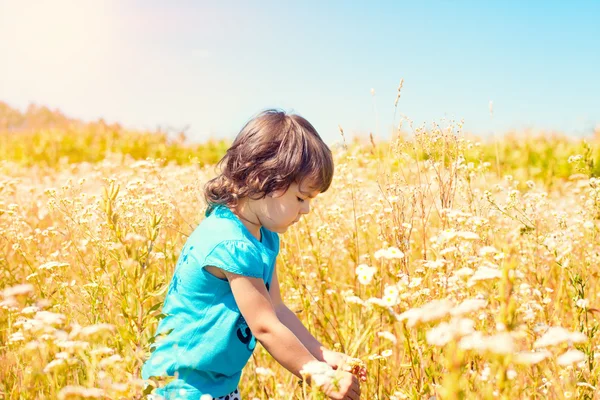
[{"left": 142, "top": 110, "right": 364, "bottom": 400}]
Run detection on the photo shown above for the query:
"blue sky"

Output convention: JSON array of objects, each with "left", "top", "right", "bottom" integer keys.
[{"left": 1, "top": 0, "right": 598, "bottom": 143}]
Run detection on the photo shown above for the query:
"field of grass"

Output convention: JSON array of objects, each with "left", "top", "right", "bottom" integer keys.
[{"left": 2, "top": 104, "right": 600, "bottom": 399}]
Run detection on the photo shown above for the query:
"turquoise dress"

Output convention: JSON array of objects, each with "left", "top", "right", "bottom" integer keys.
[{"left": 142, "top": 205, "right": 279, "bottom": 399}]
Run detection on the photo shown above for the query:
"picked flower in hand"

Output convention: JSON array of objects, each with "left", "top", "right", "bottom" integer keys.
[
  {"left": 343, "top": 357, "right": 367, "bottom": 382},
  {"left": 322, "top": 349, "right": 367, "bottom": 382}
]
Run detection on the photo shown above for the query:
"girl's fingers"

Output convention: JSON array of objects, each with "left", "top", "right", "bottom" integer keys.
[
  {"left": 351, "top": 379, "right": 361, "bottom": 398},
  {"left": 347, "top": 390, "right": 360, "bottom": 400}
]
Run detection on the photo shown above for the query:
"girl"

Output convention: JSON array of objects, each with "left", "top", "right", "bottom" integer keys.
[{"left": 142, "top": 110, "right": 363, "bottom": 400}]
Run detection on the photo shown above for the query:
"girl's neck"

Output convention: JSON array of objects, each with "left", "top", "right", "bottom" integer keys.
[{"left": 233, "top": 200, "right": 262, "bottom": 241}]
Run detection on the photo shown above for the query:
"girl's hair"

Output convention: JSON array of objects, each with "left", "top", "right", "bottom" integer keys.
[{"left": 204, "top": 109, "right": 334, "bottom": 209}]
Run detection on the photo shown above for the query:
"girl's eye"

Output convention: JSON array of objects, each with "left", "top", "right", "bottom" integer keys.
[{"left": 297, "top": 197, "right": 305, "bottom": 203}]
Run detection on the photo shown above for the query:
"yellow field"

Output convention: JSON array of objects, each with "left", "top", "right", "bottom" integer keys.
[{"left": 2, "top": 105, "right": 600, "bottom": 399}]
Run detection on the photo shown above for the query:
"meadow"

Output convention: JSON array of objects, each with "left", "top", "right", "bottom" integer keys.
[{"left": 2, "top": 103, "right": 600, "bottom": 399}]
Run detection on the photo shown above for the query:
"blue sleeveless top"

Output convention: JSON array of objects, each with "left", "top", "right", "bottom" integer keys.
[{"left": 142, "top": 205, "right": 279, "bottom": 399}]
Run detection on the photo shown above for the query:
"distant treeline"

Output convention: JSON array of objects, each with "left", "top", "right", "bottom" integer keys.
[
  {"left": 1, "top": 102, "right": 599, "bottom": 180},
  {"left": 0, "top": 102, "right": 229, "bottom": 166}
]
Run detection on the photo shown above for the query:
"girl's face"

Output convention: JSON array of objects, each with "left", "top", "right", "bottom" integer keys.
[{"left": 258, "top": 181, "right": 320, "bottom": 233}]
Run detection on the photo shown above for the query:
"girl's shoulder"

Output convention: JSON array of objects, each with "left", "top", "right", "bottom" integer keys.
[
  {"left": 197, "top": 204, "right": 279, "bottom": 254},
  {"left": 191, "top": 208, "right": 251, "bottom": 248},
  {"left": 180, "top": 208, "right": 278, "bottom": 279}
]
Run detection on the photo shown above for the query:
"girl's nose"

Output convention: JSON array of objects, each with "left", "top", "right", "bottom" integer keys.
[{"left": 301, "top": 202, "right": 310, "bottom": 214}]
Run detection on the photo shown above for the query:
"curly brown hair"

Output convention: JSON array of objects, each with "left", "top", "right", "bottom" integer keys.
[{"left": 204, "top": 109, "right": 334, "bottom": 210}]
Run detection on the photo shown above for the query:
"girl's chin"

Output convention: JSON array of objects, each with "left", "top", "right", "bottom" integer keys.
[
  {"left": 265, "top": 225, "right": 287, "bottom": 234},
  {"left": 266, "top": 221, "right": 296, "bottom": 233}
]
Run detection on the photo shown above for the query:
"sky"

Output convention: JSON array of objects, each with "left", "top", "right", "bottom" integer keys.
[{"left": 1, "top": 0, "right": 599, "bottom": 143}]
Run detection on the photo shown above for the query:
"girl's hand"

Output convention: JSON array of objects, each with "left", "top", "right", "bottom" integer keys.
[
  {"left": 321, "top": 349, "right": 347, "bottom": 370},
  {"left": 320, "top": 371, "right": 360, "bottom": 400},
  {"left": 322, "top": 349, "right": 367, "bottom": 382}
]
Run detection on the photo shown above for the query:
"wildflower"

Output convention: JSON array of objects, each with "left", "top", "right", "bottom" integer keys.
[
  {"left": 576, "top": 382, "right": 596, "bottom": 390},
  {"left": 300, "top": 361, "right": 335, "bottom": 387},
  {"left": 426, "top": 318, "right": 474, "bottom": 347},
  {"left": 454, "top": 267, "right": 474, "bottom": 277},
  {"left": 576, "top": 299, "right": 589, "bottom": 309},
  {"left": 557, "top": 349, "right": 586, "bottom": 366},
  {"left": 456, "top": 231, "right": 480, "bottom": 241},
  {"left": 381, "top": 349, "right": 393, "bottom": 358},
  {"left": 396, "top": 274, "right": 409, "bottom": 287},
  {"left": 355, "top": 264, "right": 376, "bottom": 285},
  {"left": 382, "top": 286, "right": 400, "bottom": 306},
  {"left": 568, "top": 155, "right": 583, "bottom": 164},
  {"left": 480, "top": 365, "right": 491, "bottom": 381},
  {"left": 374, "top": 247, "right": 404, "bottom": 260},
  {"left": 437, "top": 230, "right": 458, "bottom": 243},
  {"left": 374, "top": 249, "right": 389, "bottom": 260},
  {"left": 377, "top": 331, "right": 397, "bottom": 344},
  {"left": 534, "top": 327, "right": 587, "bottom": 348},
  {"left": 390, "top": 392, "right": 409, "bottom": 400},
  {"left": 38, "top": 261, "right": 69, "bottom": 271},
  {"left": 358, "top": 273, "right": 374, "bottom": 285},
  {"left": 344, "top": 296, "right": 365, "bottom": 306},
  {"left": 423, "top": 259, "right": 446, "bottom": 269},
  {"left": 58, "top": 386, "right": 106, "bottom": 400},
  {"left": 467, "top": 266, "right": 502, "bottom": 286},
  {"left": 459, "top": 332, "right": 516, "bottom": 355},
  {"left": 99, "top": 354, "right": 122, "bottom": 368},
  {"left": 451, "top": 299, "right": 487, "bottom": 316},
  {"left": 484, "top": 333, "right": 517, "bottom": 355},
  {"left": 57, "top": 340, "right": 90, "bottom": 351},
  {"left": 21, "top": 306, "right": 40, "bottom": 315},
  {"left": 367, "top": 297, "right": 391, "bottom": 309},
  {"left": 514, "top": 350, "right": 551, "bottom": 365},
  {"left": 24, "top": 341, "right": 46, "bottom": 352},
  {"left": 439, "top": 246, "right": 458, "bottom": 256},
  {"left": 408, "top": 277, "right": 422, "bottom": 289},
  {"left": 255, "top": 367, "right": 275, "bottom": 377},
  {"left": 8, "top": 331, "right": 25, "bottom": 343},
  {"left": 35, "top": 311, "right": 66, "bottom": 326},
  {"left": 396, "top": 299, "right": 454, "bottom": 327},
  {"left": 386, "top": 247, "right": 405, "bottom": 259},
  {"left": 384, "top": 285, "right": 399, "bottom": 298},
  {"left": 0, "top": 297, "right": 19, "bottom": 310},
  {"left": 478, "top": 246, "right": 499, "bottom": 256},
  {"left": 123, "top": 232, "right": 147, "bottom": 243},
  {"left": 90, "top": 347, "right": 116, "bottom": 357},
  {"left": 3, "top": 283, "right": 34, "bottom": 298},
  {"left": 80, "top": 323, "right": 116, "bottom": 339},
  {"left": 44, "top": 358, "right": 66, "bottom": 373},
  {"left": 108, "top": 383, "right": 129, "bottom": 396}
]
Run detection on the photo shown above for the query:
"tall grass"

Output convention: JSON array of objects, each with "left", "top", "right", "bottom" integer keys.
[{"left": 1, "top": 103, "right": 600, "bottom": 399}]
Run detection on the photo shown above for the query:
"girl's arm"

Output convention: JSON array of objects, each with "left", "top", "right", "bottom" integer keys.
[
  {"left": 225, "top": 270, "right": 317, "bottom": 378},
  {"left": 226, "top": 270, "right": 361, "bottom": 399},
  {"left": 270, "top": 265, "right": 368, "bottom": 381},
  {"left": 269, "top": 266, "right": 328, "bottom": 361}
]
